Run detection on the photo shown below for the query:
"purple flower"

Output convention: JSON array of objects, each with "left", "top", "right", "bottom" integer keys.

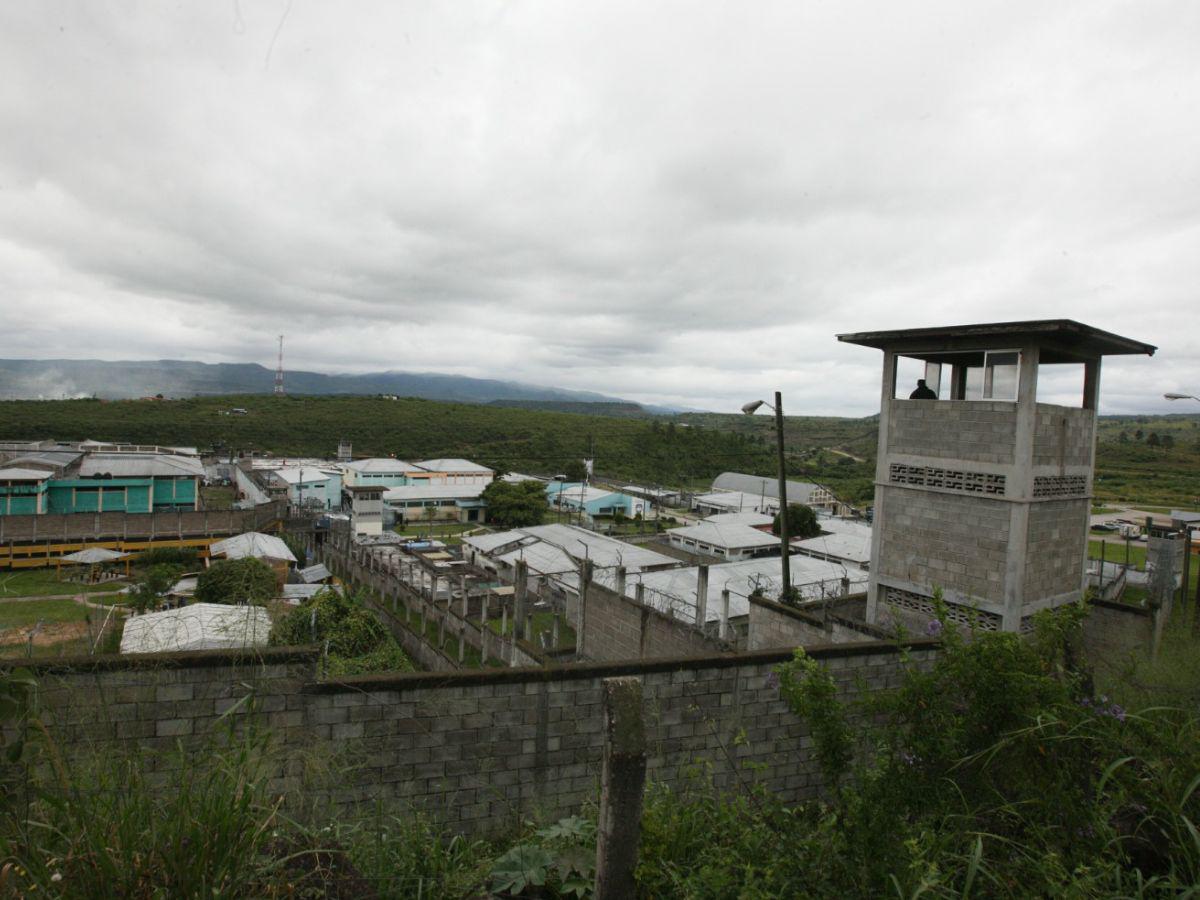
[
  {"left": 765, "top": 671, "right": 780, "bottom": 690},
  {"left": 1110, "top": 704, "right": 1126, "bottom": 722},
  {"left": 900, "top": 750, "right": 918, "bottom": 766},
  {"left": 925, "top": 619, "right": 943, "bottom": 637}
]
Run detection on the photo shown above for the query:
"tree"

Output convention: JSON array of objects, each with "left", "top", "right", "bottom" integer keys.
[
  {"left": 482, "top": 480, "right": 548, "bottom": 528},
  {"left": 562, "top": 459, "right": 588, "bottom": 482},
  {"left": 1118, "top": 431, "right": 1129, "bottom": 444},
  {"left": 129, "top": 563, "right": 181, "bottom": 614},
  {"left": 1135, "top": 429, "right": 1144, "bottom": 441},
  {"left": 1147, "top": 432, "right": 1161, "bottom": 448},
  {"left": 772, "top": 503, "right": 821, "bottom": 540},
  {"left": 194, "top": 557, "right": 276, "bottom": 605},
  {"left": 1161, "top": 434, "right": 1175, "bottom": 449}
]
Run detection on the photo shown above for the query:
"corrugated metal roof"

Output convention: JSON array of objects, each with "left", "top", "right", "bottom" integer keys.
[
  {"left": 297, "top": 563, "right": 331, "bottom": 583},
  {"left": 705, "top": 512, "right": 775, "bottom": 527},
  {"left": 0, "top": 467, "right": 53, "bottom": 481},
  {"left": 791, "top": 524, "right": 873, "bottom": 566},
  {"left": 79, "top": 453, "right": 205, "bottom": 478},
  {"left": 414, "top": 458, "right": 494, "bottom": 474},
  {"left": 269, "top": 467, "right": 339, "bottom": 485},
  {"left": 667, "top": 521, "right": 780, "bottom": 550},
  {"left": 120, "top": 603, "right": 273, "bottom": 654},
  {"left": 711, "top": 473, "right": 823, "bottom": 504},
  {"left": 341, "top": 458, "right": 420, "bottom": 473},
  {"left": 691, "top": 491, "right": 778, "bottom": 513},
  {"left": 383, "top": 483, "right": 487, "bottom": 502},
  {"left": 209, "top": 531, "right": 297, "bottom": 562}
]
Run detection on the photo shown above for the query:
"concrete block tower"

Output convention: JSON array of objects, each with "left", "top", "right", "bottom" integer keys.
[{"left": 838, "top": 320, "right": 1155, "bottom": 632}]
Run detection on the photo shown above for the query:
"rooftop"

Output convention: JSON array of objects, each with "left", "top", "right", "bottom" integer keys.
[
  {"left": 120, "top": 603, "right": 273, "bottom": 654},
  {"left": 209, "top": 531, "right": 297, "bottom": 563},
  {"left": 712, "top": 472, "right": 825, "bottom": 504},
  {"left": 383, "top": 483, "right": 488, "bottom": 502},
  {"left": 79, "top": 453, "right": 205, "bottom": 479},
  {"left": 837, "top": 319, "right": 1156, "bottom": 362},
  {"left": 668, "top": 521, "right": 780, "bottom": 551},
  {"left": 0, "top": 467, "right": 53, "bottom": 481},
  {"left": 414, "top": 458, "right": 495, "bottom": 474},
  {"left": 341, "top": 457, "right": 420, "bottom": 473}
]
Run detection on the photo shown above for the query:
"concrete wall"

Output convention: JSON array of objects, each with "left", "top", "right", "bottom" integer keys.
[
  {"left": 887, "top": 400, "right": 1017, "bottom": 465},
  {"left": 1024, "top": 499, "right": 1088, "bottom": 600},
  {"left": 875, "top": 485, "right": 1010, "bottom": 602},
  {"left": 1080, "top": 598, "right": 1160, "bottom": 673},
  {"left": 11, "top": 640, "right": 940, "bottom": 836},
  {"left": 747, "top": 594, "right": 889, "bottom": 650},
  {"left": 1033, "top": 405, "right": 1095, "bottom": 468},
  {"left": 580, "top": 578, "right": 724, "bottom": 661}
]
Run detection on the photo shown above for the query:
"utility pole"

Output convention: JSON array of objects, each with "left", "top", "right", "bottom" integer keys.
[{"left": 774, "top": 391, "right": 791, "bottom": 600}]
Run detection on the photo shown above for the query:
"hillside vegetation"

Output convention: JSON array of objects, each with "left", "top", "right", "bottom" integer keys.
[{"left": 2, "top": 398, "right": 1194, "bottom": 510}]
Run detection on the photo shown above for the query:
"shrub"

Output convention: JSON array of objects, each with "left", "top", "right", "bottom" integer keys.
[{"left": 194, "top": 558, "right": 276, "bottom": 605}]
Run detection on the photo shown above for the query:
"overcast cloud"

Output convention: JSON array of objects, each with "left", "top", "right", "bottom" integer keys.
[{"left": 0, "top": 1, "right": 1196, "bottom": 414}]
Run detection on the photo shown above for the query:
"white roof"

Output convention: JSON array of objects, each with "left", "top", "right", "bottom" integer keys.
[
  {"left": 120, "top": 603, "right": 273, "bottom": 654},
  {"left": 712, "top": 472, "right": 825, "bottom": 504},
  {"left": 414, "top": 458, "right": 494, "bottom": 474},
  {"left": 383, "top": 483, "right": 487, "bottom": 502},
  {"left": 269, "top": 467, "right": 338, "bottom": 485},
  {"left": 550, "top": 485, "right": 626, "bottom": 505},
  {"left": 60, "top": 547, "right": 127, "bottom": 564},
  {"left": 692, "top": 491, "right": 778, "bottom": 512},
  {"left": 342, "top": 458, "right": 419, "bottom": 473},
  {"left": 705, "top": 511, "right": 775, "bottom": 527},
  {"left": 79, "top": 453, "right": 205, "bottom": 478},
  {"left": 604, "top": 555, "right": 868, "bottom": 624},
  {"left": 209, "top": 531, "right": 297, "bottom": 562},
  {"left": 297, "top": 563, "right": 331, "bottom": 583},
  {"left": 621, "top": 485, "right": 679, "bottom": 498},
  {"left": 463, "top": 531, "right": 533, "bottom": 554},
  {"left": 501, "top": 472, "right": 546, "bottom": 483},
  {"left": 0, "top": 467, "right": 52, "bottom": 481},
  {"left": 668, "top": 521, "right": 780, "bottom": 551},
  {"left": 483, "top": 523, "right": 676, "bottom": 574},
  {"left": 791, "top": 524, "right": 873, "bottom": 566}
]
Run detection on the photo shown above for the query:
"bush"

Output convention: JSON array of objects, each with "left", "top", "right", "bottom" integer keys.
[
  {"left": 135, "top": 547, "right": 199, "bottom": 567},
  {"left": 194, "top": 558, "right": 276, "bottom": 605},
  {"left": 271, "top": 589, "right": 413, "bottom": 674}
]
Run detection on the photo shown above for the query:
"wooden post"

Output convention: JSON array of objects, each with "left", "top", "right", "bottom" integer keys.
[{"left": 594, "top": 677, "right": 647, "bottom": 900}]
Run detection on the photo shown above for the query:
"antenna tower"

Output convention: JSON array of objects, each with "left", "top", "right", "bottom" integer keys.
[{"left": 274, "top": 335, "right": 285, "bottom": 396}]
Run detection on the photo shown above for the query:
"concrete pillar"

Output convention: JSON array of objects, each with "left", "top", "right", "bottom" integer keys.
[
  {"left": 694, "top": 565, "right": 709, "bottom": 628},
  {"left": 501, "top": 605, "right": 508, "bottom": 639},
  {"left": 635, "top": 583, "right": 646, "bottom": 606},
  {"left": 460, "top": 576, "right": 469, "bottom": 618},
  {"left": 615, "top": 566, "right": 627, "bottom": 596},
  {"left": 594, "top": 677, "right": 647, "bottom": 900},
  {"left": 719, "top": 589, "right": 731, "bottom": 641},
  {"left": 514, "top": 559, "right": 528, "bottom": 641},
  {"left": 551, "top": 613, "right": 560, "bottom": 650},
  {"left": 578, "top": 558, "right": 594, "bottom": 657}
]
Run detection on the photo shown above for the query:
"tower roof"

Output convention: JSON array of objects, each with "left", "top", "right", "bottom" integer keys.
[{"left": 837, "top": 319, "right": 1155, "bottom": 363}]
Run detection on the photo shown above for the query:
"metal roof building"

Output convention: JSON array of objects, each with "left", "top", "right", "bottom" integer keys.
[
  {"left": 666, "top": 521, "right": 780, "bottom": 561},
  {"left": 209, "top": 531, "right": 297, "bottom": 563},
  {"left": 79, "top": 453, "right": 205, "bottom": 478},
  {"left": 120, "top": 603, "right": 273, "bottom": 654}
]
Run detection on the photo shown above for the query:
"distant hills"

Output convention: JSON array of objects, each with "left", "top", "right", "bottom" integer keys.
[{"left": 0, "top": 358, "right": 653, "bottom": 409}]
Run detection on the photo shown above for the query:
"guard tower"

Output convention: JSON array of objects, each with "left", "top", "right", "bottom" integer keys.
[{"left": 838, "top": 320, "right": 1155, "bottom": 632}]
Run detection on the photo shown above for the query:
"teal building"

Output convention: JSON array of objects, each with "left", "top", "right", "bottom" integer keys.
[{"left": 0, "top": 453, "right": 202, "bottom": 516}]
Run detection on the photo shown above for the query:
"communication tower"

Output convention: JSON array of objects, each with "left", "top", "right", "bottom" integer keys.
[{"left": 274, "top": 335, "right": 285, "bottom": 396}]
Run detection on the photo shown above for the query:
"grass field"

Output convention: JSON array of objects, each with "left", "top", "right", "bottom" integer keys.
[
  {"left": 486, "top": 610, "right": 576, "bottom": 652},
  {"left": 0, "top": 570, "right": 127, "bottom": 598},
  {"left": 0, "top": 598, "right": 92, "bottom": 630}
]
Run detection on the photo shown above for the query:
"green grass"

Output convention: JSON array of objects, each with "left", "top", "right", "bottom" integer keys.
[
  {"left": 200, "top": 484, "right": 236, "bottom": 510},
  {"left": 0, "top": 598, "right": 92, "bottom": 629},
  {"left": 0, "top": 570, "right": 127, "bottom": 598}
]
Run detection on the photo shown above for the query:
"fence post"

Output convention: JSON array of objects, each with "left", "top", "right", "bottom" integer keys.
[
  {"left": 694, "top": 565, "right": 709, "bottom": 628},
  {"left": 594, "top": 676, "right": 647, "bottom": 900},
  {"left": 514, "top": 559, "right": 528, "bottom": 641},
  {"left": 720, "top": 589, "right": 731, "bottom": 641}
]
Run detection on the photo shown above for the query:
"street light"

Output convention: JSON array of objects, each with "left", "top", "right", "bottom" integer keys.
[
  {"left": 743, "top": 391, "right": 792, "bottom": 602},
  {"left": 1164, "top": 393, "right": 1200, "bottom": 402}
]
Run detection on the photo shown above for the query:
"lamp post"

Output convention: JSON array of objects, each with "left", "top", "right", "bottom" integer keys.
[
  {"left": 742, "top": 392, "right": 791, "bottom": 601},
  {"left": 1164, "top": 393, "right": 1200, "bottom": 402}
]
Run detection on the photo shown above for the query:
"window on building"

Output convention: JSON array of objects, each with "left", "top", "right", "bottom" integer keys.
[{"left": 893, "top": 350, "right": 1022, "bottom": 401}]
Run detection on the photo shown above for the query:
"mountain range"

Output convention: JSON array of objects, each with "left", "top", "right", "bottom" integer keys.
[{"left": 0, "top": 358, "right": 653, "bottom": 408}]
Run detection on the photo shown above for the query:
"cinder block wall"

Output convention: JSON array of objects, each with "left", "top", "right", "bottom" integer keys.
[
  {"left": 9, "top": 641, "right": 939, "bottom": 836},
  {"left": 1024, "top": 500, "right": 1088, "bottom": 600},
  {"left": 747, "top": 594, "right": 889, "bottom": 650},
  {"left": 876, "top": 487, "right": 1010, "bottom": 601},
  {"left": 581, "top": 580, "right": 721, "bottom": 661},
  {"left": 887, "top": 401, "right": 1017, "bottom": 465}
]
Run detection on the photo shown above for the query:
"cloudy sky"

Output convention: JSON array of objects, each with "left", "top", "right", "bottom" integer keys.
[{"left": 1, "top": 1, "right": 1196, "bottom": 415}]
